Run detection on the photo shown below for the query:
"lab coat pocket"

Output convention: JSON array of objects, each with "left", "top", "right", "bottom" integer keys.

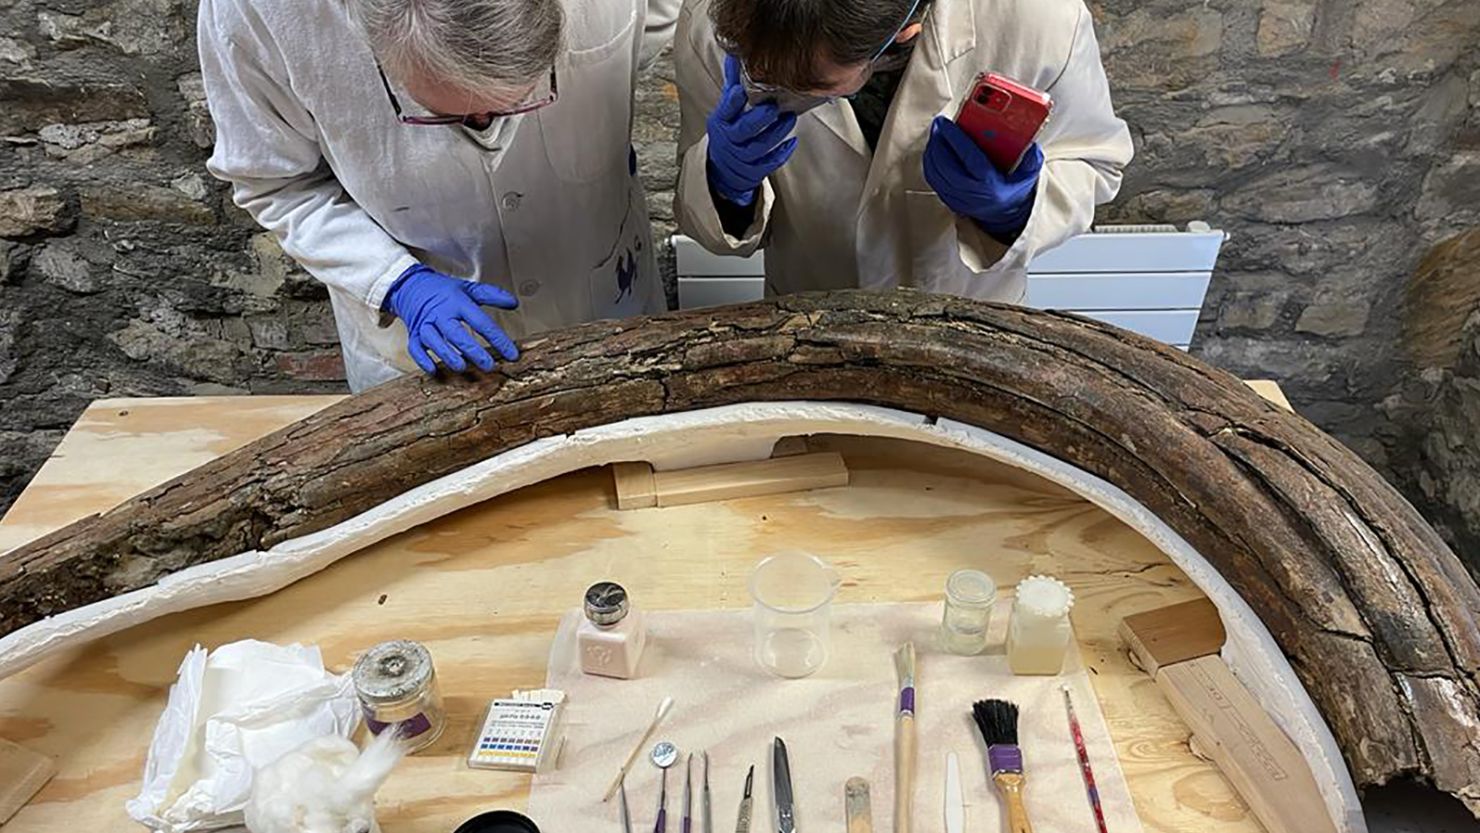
[
  {"left": 904, "top": 190, "right": 967, "bottom": 283},
  {"left": 904, "top": 190, "right": 1009, "bottom": 296},
  {"left": 539, "top": 8, "right": 638, "bottom": 184},
  {"left": 589, "top": 183, "right": 659, "bottom": 321}
]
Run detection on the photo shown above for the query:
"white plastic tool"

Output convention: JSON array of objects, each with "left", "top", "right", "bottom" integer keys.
[{"left": 945, "top": 752, "right": 964, "bottom": 833}]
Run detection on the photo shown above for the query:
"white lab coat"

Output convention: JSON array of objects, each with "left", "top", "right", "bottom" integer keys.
[
  {"left": 674, "top": 0, "right": 1133, "bottom": 302},
  {"left": 199, "top": 0, "right": 680, "bottom": 392}
]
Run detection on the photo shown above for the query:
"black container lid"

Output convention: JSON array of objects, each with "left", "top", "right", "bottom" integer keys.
[{"left": 452, "top": 811, "right": 540, "bottom": 833}]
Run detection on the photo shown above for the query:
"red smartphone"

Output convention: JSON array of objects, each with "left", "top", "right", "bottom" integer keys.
[{"left": 954, "top": 72, "right": 1053, "bottom": 173}]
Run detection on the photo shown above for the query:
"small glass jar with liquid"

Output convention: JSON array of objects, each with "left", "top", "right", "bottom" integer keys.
[{"left": 940, "top": 569, "right": 998, "bottom": 655}]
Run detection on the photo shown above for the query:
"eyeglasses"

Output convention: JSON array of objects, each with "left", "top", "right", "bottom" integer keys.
[
  {"left": 739, "top": 0, "right": 926, "bottom": 108},
  {"left": 377, "top": 63, "right": 559, "bottom": 126},
  {"left": 870, "top": 0, "right": 925, "bottom": 62}
]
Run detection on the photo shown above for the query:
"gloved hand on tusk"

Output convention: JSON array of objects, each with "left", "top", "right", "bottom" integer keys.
[{"left": 382, "top": 264, "right": 520, "bottom": 376}]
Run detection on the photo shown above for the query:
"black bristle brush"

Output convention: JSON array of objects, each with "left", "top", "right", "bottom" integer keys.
[{"left": 972, "top": 698, "right": 1033, "bottom": 833}]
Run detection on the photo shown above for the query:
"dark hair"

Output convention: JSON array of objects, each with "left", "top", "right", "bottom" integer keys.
[{"left": 711, "top": 0, "right": 920, "bottom": 91}]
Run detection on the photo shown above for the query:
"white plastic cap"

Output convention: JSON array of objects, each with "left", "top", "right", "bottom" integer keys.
[{"left": 1015, "top": 575, "right": 1075, "bottom": 617}]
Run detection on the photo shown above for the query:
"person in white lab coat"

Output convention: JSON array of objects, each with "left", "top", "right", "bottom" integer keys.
[
  {"left": 199, "top": 0, "right": 679, "bottom": 392},
  {"left": 674, "top": 0, "right": 1133, "bottom": 302}
]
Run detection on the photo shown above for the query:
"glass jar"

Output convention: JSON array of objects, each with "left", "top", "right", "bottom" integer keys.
[
  {"left": 1006, "top": 575, "right": 1076, "bottom": 675},
  {"left": 940, "top": 569, "right": 997, "bottom": 655},
  {"left": 352, "top": 639, "right": 446, "bottom": 753}
]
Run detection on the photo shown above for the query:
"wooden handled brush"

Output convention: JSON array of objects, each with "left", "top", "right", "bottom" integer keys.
[
  {"left": 973, "top": 699, "right": 1033, "bottom": 833},
  {"left": 894, "top": 643, "right": 916, "bottom": 833},
  {"left": 845, "top": 777, "right": 873, "bottom": 833}
]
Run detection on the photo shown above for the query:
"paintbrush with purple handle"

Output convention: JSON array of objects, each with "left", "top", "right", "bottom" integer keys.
[{"left": 972, "top": 699, "right": 1033, "bottom": 833}]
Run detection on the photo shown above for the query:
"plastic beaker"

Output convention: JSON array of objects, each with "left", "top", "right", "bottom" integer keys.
[{"left": 749, "top": 552, "right": 841, "bottom": 678}]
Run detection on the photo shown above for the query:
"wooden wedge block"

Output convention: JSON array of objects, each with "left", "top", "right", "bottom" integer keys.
[
  {"left": 1156, "top": 656, "right": 1337, "bottom": 833},
  {"left": 0, "top": 738, "right": 56, "bottom": 823},
  {"left": 770, "top": 435, "right": 810, "bottom": 457},
  {"left": 1119, "top": 597, "right": 1225, "bottom": 674},
  {"left": 612, "top": 461, "right": 657, "bottom": 509}
]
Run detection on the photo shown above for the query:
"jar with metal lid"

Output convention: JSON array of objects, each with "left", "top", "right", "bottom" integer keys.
[
  {"left": 577, "top": 581, "right": 646, "bottom": 679},
  {"left": 352, "top": 640, "right": 446, "bottom": 753}
]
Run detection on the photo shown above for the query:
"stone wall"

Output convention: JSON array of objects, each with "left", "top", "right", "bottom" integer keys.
[
  {"left": 1086, "top": 0, "right": 1480, "bottom": 573},
  {"left": 0, "top": 0, "right": 350, "bottom": 512},
  {"left": 2, "top": 0, "right": 1479, "bottom": 575}
]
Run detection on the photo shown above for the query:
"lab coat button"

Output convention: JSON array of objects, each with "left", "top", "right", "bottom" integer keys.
[
  {"left": 519, "top": 280, "right": 540, "bottom": 296},
  {"left": 502, "top": 193, "right": 522, "bottom": 211}
]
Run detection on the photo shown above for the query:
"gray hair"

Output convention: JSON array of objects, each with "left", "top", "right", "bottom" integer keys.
[{"left": 349, "top": 0, "right": 563, "bottom": 93}]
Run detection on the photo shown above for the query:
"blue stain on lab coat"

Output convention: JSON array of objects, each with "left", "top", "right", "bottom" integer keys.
[{"left": 615, "top": 246, "right": 637, "bottom": 302}]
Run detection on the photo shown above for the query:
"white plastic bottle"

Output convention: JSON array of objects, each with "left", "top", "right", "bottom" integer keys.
[
  {"left": 1006, "top": 575, "right": 1075, "bottom": 675},
  {"left": 577, "top": 582, "right": 647, "bottom": 679}
]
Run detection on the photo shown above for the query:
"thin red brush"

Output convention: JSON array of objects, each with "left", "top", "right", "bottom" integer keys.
[{"left": 1063, "top": 686, "right": 1108, "bottom": 833}]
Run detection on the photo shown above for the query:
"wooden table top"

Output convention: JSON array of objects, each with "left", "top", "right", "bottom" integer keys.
[{"left": 0, "top": 389, "right": 1290, "bottom": 833}]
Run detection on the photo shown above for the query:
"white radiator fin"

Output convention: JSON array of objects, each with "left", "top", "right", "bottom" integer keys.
[{"left": 674, "top": 222, "right": 1227, "bottom": 350}]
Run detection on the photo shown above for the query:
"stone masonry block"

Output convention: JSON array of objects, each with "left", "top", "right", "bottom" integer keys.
[
  {"left": 33, "top": 241, "right": 99, "bottom": 294},
  {"left": 274, "top": 350, "right": 346, "bottom": 382},
  {"left": 0, "top": 187, "right": 74, "bottom": 238},
  {"left": 80, "top": 184, "right": 215, "bottom": 225},
  {"left": 37, "top": 0, "right": 187, "bottom": 56},
  {"left": 1297, "top": 299, "right": 1373, "bottom": 337},
  {"left": 0, "top": 78, "right": 148, "bottom": 135},
  {"left": 1257, "top": 0, "right": 1315, "bottom": 56}
]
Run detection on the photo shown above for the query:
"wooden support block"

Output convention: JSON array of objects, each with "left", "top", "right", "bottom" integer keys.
[
  {"left": 1155, "top": 656, "right": 1337, "bottom": 833},
  {"left": 612, "top": 462, "right": 657, "bottom": 509},
  {"left": 606, "top": 437, "right": 828, "bottom": 508},
  {"left": 0, "top": 738, "right": 56, "bottom": 824},
  {"left": 613, "top": 451, "right": 849, "bottom": 510},
  {"left": 654, "top": 451, "right": 848, "bottom": 508},
  {"left": 1119, "top": 597, "right": 1225, "bottom": 674}
]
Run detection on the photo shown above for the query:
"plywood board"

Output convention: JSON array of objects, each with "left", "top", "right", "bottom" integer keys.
[{"left": 0, "top": 394, "right": 1303, "bottom": 833}]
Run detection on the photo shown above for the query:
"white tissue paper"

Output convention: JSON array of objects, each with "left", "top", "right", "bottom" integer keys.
[{"left": 126, "top": 640, "right": 360, "bottom": 832}]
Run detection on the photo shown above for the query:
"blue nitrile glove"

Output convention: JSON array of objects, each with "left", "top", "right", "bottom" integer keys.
[
  {"left": 382, "top": 264, "right": 520, "bottom": 375},
  {"left": 923, "top": 115, "right": 1044, "bottom": 240},
  {"left": 706, "top": 54, "right": 799, "bottom": 207}
]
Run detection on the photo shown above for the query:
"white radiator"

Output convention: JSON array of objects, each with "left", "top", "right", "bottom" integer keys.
[{"left": 673, "top": 222, "right": 1227, "bottom": 349}]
